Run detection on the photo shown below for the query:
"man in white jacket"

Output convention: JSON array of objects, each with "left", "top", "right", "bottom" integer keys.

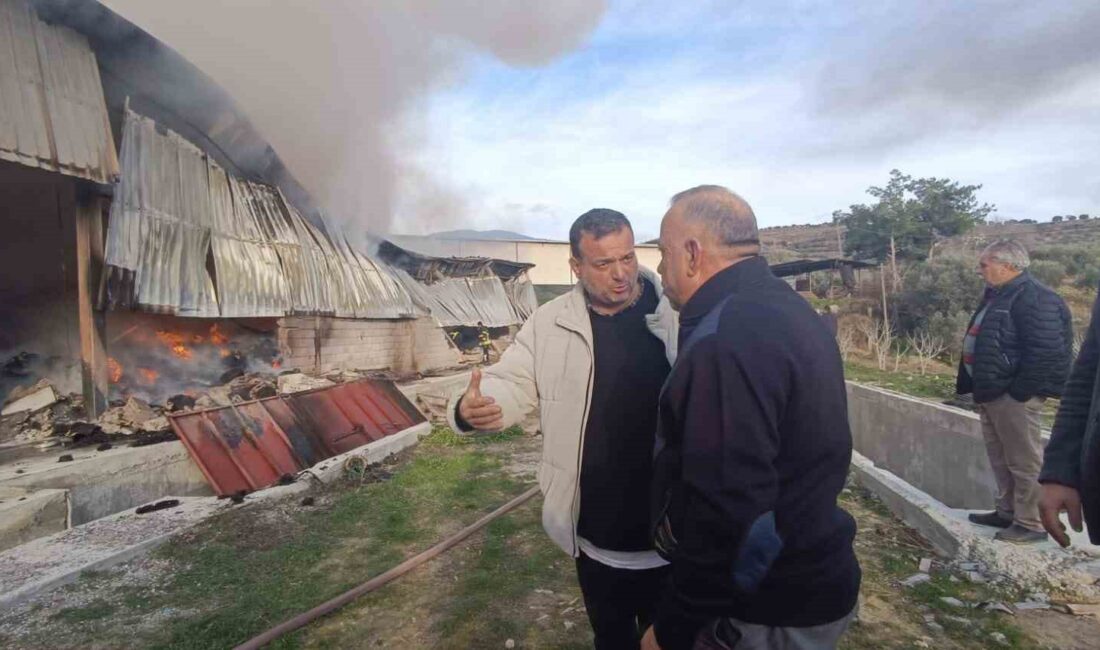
[{"left": 449, "top": 209, "right": 678, "bottom": 650}]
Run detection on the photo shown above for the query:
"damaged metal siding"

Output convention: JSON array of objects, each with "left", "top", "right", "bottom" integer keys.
[
  {"left": 0, "top": 0, "right": 118, "bottom": 183},
  {"left": 103, "top": 108, "right": 424, "bottom": 319},
  {"left": 169, "top": 379, "right": 426, "bottom": 496}
]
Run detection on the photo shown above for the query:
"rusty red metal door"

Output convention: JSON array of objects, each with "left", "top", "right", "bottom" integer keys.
[{"left": 169, "top": 379, "right": 425, "bottom": 496}]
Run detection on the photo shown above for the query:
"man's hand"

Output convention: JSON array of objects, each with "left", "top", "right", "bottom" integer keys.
[
  {"left": 1040, "top": 483, "right": 1084, "bottom": 548},
  {"left": 457, "top": 368, "right": 504, "bottom": 430},
  {"left": 641, "top": 626, "right": 661, "bottom": 650}
]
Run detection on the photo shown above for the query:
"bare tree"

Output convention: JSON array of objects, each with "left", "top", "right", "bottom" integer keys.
[
  {"left": 908, "top": 330, "right": 949, "bottom": 375},
  {"left": 893, "top": 339, "right": 911, "bottom": 372},
  {"left": 858, "top": 318, "right": 894, "bottom": 371},
  {"left": 836, "top": 326, "right": 856, "bottom": 363}
]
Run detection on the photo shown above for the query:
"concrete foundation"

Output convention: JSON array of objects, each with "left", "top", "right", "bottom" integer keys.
[
  {"left": 0, "top": 441, "right": 211, "bottom": 526},
  {"left": 0, "top": 486, "right": 68, "bottom": 552},
  {"left": 848, "top": 382, "right": 1014, "bottom": 509}
]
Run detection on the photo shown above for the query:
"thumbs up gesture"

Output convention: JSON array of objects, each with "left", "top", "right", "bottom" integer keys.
[{"left": 458, "top": 368, "right": 504, "bottom": 430}]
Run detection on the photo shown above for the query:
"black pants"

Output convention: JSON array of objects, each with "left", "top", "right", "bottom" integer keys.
[{"left": 575, "top": 552, "right": 668, "bottom": 650}]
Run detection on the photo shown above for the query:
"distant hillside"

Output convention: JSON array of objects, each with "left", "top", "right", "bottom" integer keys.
[
  {"left": 759, "top": 218, "right": 1100, "bottom": 260},
  {"left": 429, "top": 229, "right": 535, "bottom": 241}
]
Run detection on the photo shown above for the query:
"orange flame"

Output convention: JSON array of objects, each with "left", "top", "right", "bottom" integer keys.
[
  {"left": 209, "top": 323, "right": 229, "bottom": 346},
  {"left": 156, "top": 331, "right": 193, "bottom": 360},
  {"left": 272, "top": 359, "right": 282, "bottom": 369},
  {"left": 137, "top": 368, "right": 159, "bottom": 386},
  {"left": 107, "top": 357, "right": 123, "bottom": 383},
  {"left": 219, "top": 348, "right": 231, "bottom": 358}
]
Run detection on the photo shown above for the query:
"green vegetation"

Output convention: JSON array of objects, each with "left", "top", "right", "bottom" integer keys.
[
  {"left": 844, "top": 360, "right": 957, "bottom": 401},
  {"left": 834, "top": 169, "right": 993, "bottom": 264}
]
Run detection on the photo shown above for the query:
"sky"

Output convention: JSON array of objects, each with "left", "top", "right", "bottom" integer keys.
[
  {"left": 103, "top": 1, "right": 1100, "bottom": 242},
  {"left": 400, "top": 0, "right": 1100, "bottom": 240}
]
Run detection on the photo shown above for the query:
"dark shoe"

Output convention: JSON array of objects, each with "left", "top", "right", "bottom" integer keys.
[
  {"left": 994, "top": 524, "right": 1047, "bottom": 544},
  {"left": 968, "top": 511, "right": 1012, "bottom": 528}
]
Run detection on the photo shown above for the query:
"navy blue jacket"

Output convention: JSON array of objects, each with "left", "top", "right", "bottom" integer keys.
[
  {"left": 651, "top": 257, "right": 860, "bottom": 649},
  {"left": 1040, "top": 283, "right": 1100, "bottom": 544},
  {"left": 956, "top": 272, "right": 1073, "bottom": 403}
]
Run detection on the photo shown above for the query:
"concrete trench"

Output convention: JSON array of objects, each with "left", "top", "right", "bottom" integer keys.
[{"left": 847, "top": 382, "right": 1100, "bottom": 599}]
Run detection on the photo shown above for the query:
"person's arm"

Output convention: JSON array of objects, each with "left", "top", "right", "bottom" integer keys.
[
  {"left": 1039, "top": 286, "right": 1098, "bottom": 545},
  {"left": 1040, "top": 290, "right": 1099, "bottom": 489},
  {"left": 1009, "top": 288, "right": 1070, "bottom": 402},
  {"left": 652, "top": 340, "right": 782, "bottom": 650},
  {"left": 446, "top": 316, "right": 539, "bottom": 434}
]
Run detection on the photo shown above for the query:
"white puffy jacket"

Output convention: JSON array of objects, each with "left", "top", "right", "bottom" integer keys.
[{"left": 447, "top": 267, "right": 678, "bottom": 556}]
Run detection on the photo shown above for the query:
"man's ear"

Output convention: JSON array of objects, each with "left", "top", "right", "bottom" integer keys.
[
  {"left": 685, "top": 239, "right": 702, "bottom": 277},
  {"left": 569, "top": 256, "right": 581, "bottom": 277}
]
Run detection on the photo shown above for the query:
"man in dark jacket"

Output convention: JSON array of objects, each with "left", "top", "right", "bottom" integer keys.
[
  {"left": 957, "top": 240, "right": 1073, "bottom": 544},
  {"left": 1040, "top": 282, "right": 1100, "bottom": 547},
  {"left": 641, "top": 185, "right": 860, "bottom": 650}
]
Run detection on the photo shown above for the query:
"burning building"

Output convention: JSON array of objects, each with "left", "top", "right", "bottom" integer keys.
[{"left": 0, "top": 0, "right": 536, "bottom": 418}]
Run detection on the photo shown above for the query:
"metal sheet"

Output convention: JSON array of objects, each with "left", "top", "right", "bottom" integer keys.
[
  {"left": 0, "top": 0, "right": 118, "bottom": 183},
  {"left": 169, "top": 379, "right": 426, "bottom": 496},
  {"left": 103, "top": 108, "right": 424, "bottom": 320}
]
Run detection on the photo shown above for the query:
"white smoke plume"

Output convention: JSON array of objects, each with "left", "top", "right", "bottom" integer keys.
[{"left": 100, "top": 0, "right": 606, "bottom": 234}]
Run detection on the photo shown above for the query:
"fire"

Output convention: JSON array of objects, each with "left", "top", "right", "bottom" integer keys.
[
  {"left": 271, "top": 358, "right": 282, "bottom": 369},
  {"left": 156, "top": 330, "right": 194, "bottom": 360},
  {"left": 138, "top": 368, "right": 159, "bottom": 386},
  {"left": 107, "top": 357, "right": 123, "bottom": 383},
  {"left": 209, "top": 323, "right": 230, "bottom": 346},
  {"left": 220, "top": 348, "right": 231, "bottom": 358}
]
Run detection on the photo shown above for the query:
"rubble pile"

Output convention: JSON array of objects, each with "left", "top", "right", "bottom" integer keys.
[{"left": 0, "top": 363, "right": 410, "bottom": 452}]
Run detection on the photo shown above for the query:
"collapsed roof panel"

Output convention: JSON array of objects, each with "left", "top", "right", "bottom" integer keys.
[
  {"left": 0, "top": 0, "right": 118, "bottom": 183},
  {"left": 102, "top": 108, "right": 426, "bottom": 320},
  {"left": 169, "top": 379, "right": 426, "bottom": 496}
]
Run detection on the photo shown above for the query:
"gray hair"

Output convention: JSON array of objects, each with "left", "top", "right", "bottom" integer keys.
[
  {"left": 669, "top": 185, "right": 759, "bottom": 247},
  {"left": 981, "top": 239, "right": 1030, "bottom": 270}
]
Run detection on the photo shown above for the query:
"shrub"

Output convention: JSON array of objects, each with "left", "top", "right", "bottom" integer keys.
[
  {"left": 1029, "top": 260, "right": 1067, "bottom": 287},
  {"left": 895, "top": 257, "right": 983, "bottom": 334}
]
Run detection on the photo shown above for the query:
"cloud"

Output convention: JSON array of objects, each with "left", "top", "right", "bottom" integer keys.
[
  {"left": 405, "top": 1, "right": 1100, "bottom": 239},
  {"left": 101, "top": 0, "right": 607, "bottom": 234}
]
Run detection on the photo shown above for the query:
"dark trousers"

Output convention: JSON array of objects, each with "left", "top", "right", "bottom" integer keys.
[{"left": 575, "top": 552, "right": 668, "bottom": 650}]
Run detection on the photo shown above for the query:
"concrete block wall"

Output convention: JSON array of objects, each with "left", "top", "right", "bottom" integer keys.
[
  {"left": 846, "top": 382, "right": 1023, "bottom": 509},
  {"left": 279, "top": 316, "right": 459, "bottom": 375}
]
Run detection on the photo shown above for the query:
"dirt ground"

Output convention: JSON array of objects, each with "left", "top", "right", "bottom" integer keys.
[{"left": 2, "top": 429, "right": 1099, "bottom": 649}]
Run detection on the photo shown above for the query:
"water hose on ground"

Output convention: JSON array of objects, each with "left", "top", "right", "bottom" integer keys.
[{"left": 233, "top": 486, "right": 541, "bottom": 650}]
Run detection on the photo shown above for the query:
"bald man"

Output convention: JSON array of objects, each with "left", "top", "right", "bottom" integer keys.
[{"left": 642, "top": 186, "right": 860, "bottom": 650}]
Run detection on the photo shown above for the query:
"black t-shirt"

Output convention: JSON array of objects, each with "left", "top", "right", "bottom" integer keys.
[{"left": 577, "top": 278, "right": 671, "bottom": 551}]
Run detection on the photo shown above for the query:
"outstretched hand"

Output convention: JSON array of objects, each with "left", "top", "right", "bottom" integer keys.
[{"left": 458, "top": 368, "right": 504, "bottom": 430}]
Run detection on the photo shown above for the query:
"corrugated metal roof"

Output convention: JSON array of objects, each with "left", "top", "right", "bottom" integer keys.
[
  {"left": 0, "top": 0, "right": 118, "bottom": 183},
  {"left": 169, "top": 379, "right": 426, "bottom": 496},
  {"left": 103, "top": 108, "right": 425, "bottom": 320}
]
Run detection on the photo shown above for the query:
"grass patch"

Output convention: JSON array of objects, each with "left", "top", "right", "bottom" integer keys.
[
  {"left": 421, "top": 424, "right": 525, "bottom": 448},
  {"left": 27, "top": 429, "right": 534, "bottom": 650},
  {"left": 844, "top": 360, "right": 957, "bottom": 401},
  {"left": 50, "top": 600, "right": 116, "bottom": 623}
]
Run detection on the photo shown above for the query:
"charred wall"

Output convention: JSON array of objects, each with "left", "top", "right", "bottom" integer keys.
[{"left": 278, "top": 316, "right": 459, "bottom": 376}]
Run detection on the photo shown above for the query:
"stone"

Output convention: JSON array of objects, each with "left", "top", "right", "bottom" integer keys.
[
  {"left": 940, "top": 597, "right": 965, "bottom": 608},
  {"left": 902, "top": 573, "right": 931, "bottom": 587},
  {"left": 1014, "top": 602, "right": 1050, "bottom": 611},
  {"left": 1066, "top": 603, "right": 1100, "bottom": 618},
  {"left": 989, "top": 631, "right": 1009, "bottom": 646},
  {"left": 563, "top": 621, "right": 575, "bottom": 631},
  {"left": 918, "top": 558, "right": 933, "bottom": 573},
  {"left": 278, "top": 373, "right": 335, "bottom": 395},
  {"left": 122, "top": 397, "right": 159, "bottom": 427},
  {"left": 505, "top": 640, "right": 515, "bottom": 649},
  {"left": 2, "top": 380, "right": 59, "bottom": 416},
  {"left": 1027, "top": 591, "right": 1050, "bottom": 603},
  {"left": 977, "top": 602, "right": 1015, "bottom": 615},
  {"left": 957, "top": 562, "right": 981, "bottom": 571},
  {"left": 966, "top": 571, "right": 988, "bottom": 584}
]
